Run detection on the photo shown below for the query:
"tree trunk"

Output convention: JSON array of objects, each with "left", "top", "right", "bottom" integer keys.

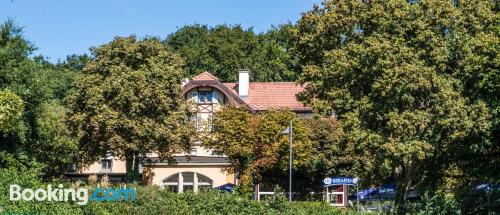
[
  {"left": 133, "top": 151, "right": 140, "bottom": 182},
  {"left": 125, "top": 150, "right": 134, "bottom": 183},
  {"left": 395, "top": 179, "right": 409, "bottom": 214},
  {"left": 394, "top": 161, "right": 418, "bottom": 214}
]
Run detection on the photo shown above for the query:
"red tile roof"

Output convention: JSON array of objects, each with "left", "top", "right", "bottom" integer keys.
[
  {"left": 186, "top": 72, "right": 311, "bottom": 112},
  {"left": 192, "top": 72, "right": 219, "bottom": 81},
  {"left": 223, "top": 82, "right": 311, "bottom": 112}
]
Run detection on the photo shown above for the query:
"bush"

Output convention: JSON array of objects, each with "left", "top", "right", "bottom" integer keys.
[
  {"left": 459, "top": 185, "right": 500, "bottom": 215},
  {"left": 0, "top": 156, "right": 82, "bottom": 214},
  {"left": 402, "top": 192, "right": 461, "bottom": 215},
  {"left": 0, "top": 175, "right": 343, "bottom": 215},
  {"left": 83, "top": 187, "right": 343, "bottom": 215}
]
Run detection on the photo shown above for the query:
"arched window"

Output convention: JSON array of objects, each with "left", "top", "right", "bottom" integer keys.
[{"left": 162, "top": 172, "right": 213, "bottom": 193}]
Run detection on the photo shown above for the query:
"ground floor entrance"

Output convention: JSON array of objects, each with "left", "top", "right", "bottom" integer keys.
[{"left": 141, "top": 156, "right": 235, "bottom": 192}]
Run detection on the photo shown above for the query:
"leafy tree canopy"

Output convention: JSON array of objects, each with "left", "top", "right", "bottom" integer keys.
[
  {"left": 0, "top": 89, "right": 24, "bottom": 133},
  {"left": 68, "top": 35, "right": 195, "bottom": 182},
  {"left": 206, "top": 107, "right": 311, "bottom": 192},
  {"left": 206, "top": 106, "right": 339, "bottom": 195},
  {"left": 294, "top": 0, "right": 496, "bottom": 211},
  {"left": 165, "top": 24, "right": 298, "bottom": 82},
  {"left": 0, "top": 19, "right": 78, "bottom": 179},
  {"left": 32, "top": 101, "right": 77, "bottom": 178}
]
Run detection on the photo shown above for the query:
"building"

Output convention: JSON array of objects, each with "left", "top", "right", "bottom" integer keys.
[{"left": 65, "top": 69, "right": 311, "bottom": 192}]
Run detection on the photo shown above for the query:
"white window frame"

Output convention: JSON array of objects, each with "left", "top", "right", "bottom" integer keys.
[
  {"left": 162, "top": 172, "right": 213, "bottom": 193},
  {"left": 188, "top": 148, "right": 197, "bottom": 156},
  {"left": 100, "top": 159, "right": 112, "bottom": 172}
]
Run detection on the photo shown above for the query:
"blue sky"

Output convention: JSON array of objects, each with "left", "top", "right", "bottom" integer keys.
[{"left": 0, "top": 0, "right": 321, "bottom": 63}]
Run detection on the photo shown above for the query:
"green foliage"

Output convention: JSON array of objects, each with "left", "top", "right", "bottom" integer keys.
[
  {"left": 0, "top": 3, "right": 497, "bottom": 213},
  {"left": 31, "top": 101, "right": 77, "bottom": 179},
  {"left": 0, "top": 19, "right": 71, "bottom": 109},
  {"left": 203, "top": 106, "right": 253, "bottom": 188},
  {"left": 0, "top": 182, "right": 343, "bottom": 215},
  {"left": 57, "top": 54, "right": 91, "bottom": 71},
  {"left": 447, "top": 0, "right": 500, "bottom": 192},
  {"left": 0, "top": 19, "right": 34, "bottom": 63},
  {"left": 206, "top": 106, "right": 339, "bottom": 196},
  {"left": 293, "top": 0, "right": 496, "bottom": 211},
  {"left": 0, "top": 19, "right": 38, "bottom": 134},
  {"left": 0, "top": 154, "right": 80, "bottom": 215},
  {"left": 403, "top": 193, "right": 461, "bottom": 215},
  {"left": 68, "top": 35, "right": 195, "bottom": 182},
  {"left": 0, "top": 19, "right": 78, "bottom": 179},
  {"left": 165, "top": 24, "right": 298, "bottom": 82},
  {"left": 206, "top": 107, "right": 313, "bottom": 191},
  {"left": 305, "top": 117, "right": 342, "bottom": 192},
  {"left": 0, "top": 89, "right": 24, "bottom": 133}
]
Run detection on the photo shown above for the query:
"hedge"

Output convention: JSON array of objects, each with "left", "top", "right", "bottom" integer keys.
[{"left": 1, "top": 182, "right": 343, "bottom": 215}]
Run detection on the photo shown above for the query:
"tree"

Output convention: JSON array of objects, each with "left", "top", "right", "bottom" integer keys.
[
  {"left": 293, "top": 0, "right": 493, "bottom": 212},
  {"left": 0, "top": 89, "right": 24, "bottom": 143},
  {"left": 0, "top": 89, "right": 25, "bottom": 159},
  {"left": 305, "top": 117, "right": 342, "bottom": 193},
  {"left": 206, "top": 106, "right": 319, "bottom": 194},
  {"left": 0, "top": 19, "right": 80, "bottom": 178},
  {"left": 57, "top": 54, "right": 91, "bottom": 71},
  {"left": 0, "top": 19, "right": 35, "bottom": 149},
  {"left": 68, "top": 36, "right": 194, "bottom": 182},
  {"left": 449, "top": 0, "right": 500, "bottom": 192},
  {"left": 32, "top": 102, "right": 77, "bottom": 179},
  {"left": 165, "top": 24, "right": 298, "bottom": 82},
  {"left": 252, "top": 24, "right": 299, "bottom": 82}
]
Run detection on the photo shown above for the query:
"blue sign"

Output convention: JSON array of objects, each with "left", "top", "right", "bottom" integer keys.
[{"left": 323, "top": 177, "right": 359, "bottom": 186}]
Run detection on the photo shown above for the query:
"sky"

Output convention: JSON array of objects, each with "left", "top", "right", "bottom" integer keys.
[{"left": 0, "top": 0, "right": 321, "bottom": 63}]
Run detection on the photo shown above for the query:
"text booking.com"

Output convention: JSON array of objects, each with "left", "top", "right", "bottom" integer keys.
[{"left": 9, "top": 184, "right": 136, "bottom": 205}]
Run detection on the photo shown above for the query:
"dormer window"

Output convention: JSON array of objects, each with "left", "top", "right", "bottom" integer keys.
[
  {"left": 198, "top": 91, "right": 212, "bottom": 104},
  {"left": 192, "top": 89, "right": 219, "bottom": 104}
]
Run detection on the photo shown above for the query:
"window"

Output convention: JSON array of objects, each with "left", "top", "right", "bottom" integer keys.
[
  {"left": 195, "top": 113, "right": 202, "bottom": 131},
  {"left": 162, "top": 172, "right": 213, "bottom": 193},
  {"left": 190, "top": 90, "right": 218, "bottom": 132},
  {"left": 193, "top": 113, "right": 213, "bottom": 132},
  {"left": 212, "top": 91, "right": 219, "bottom": 103},
  {"left": 211, "top": 151, "right": 224, "bottom": 157},
  {"left": 207, "top": 115, "right": 213, "bottom": 131},
  {"left": 198, "top": 91, "right": 213, "bottom": 103},
  {"left": 101, "top": 159, "right": 112, "bottom": 172},
  {"left": 199, "top": 93, "right": 206, "bottom": 103},
  {"left": 197, "top": 174, "right": 213, "bottom": 191},
  {"left": 165, "top": 185, "right": 178, "bottom": 193},
  {"left": 187, "top": 148, "right": 197, "bottom": 156},
  {"left": 182, "top": 172, "right": 194, "bottom": 192},
  {"left": 183, "top": 185, "right": 194, "bottom": 192},
  {"left": 163, "top": 174, "right": 179, "bottom": 192},
  {"left": 192, "top": 92, "right": 198, "bottom": 103}
]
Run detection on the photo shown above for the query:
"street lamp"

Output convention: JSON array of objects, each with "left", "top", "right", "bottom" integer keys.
[{"left": 281, "top": 120, "right": 293, "bottom": 202}]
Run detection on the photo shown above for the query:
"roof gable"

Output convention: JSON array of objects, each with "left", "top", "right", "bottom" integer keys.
[
  {"left": 184, "top": 72, "right": 311, "bottom": 112},
  {"left": 192, "top": 71, "right": 219, "bottom": 81}
]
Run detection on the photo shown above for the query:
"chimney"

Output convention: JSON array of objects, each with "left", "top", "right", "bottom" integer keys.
[{"left": 238, "top": 69, "right": 250, "bottom": 99}]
